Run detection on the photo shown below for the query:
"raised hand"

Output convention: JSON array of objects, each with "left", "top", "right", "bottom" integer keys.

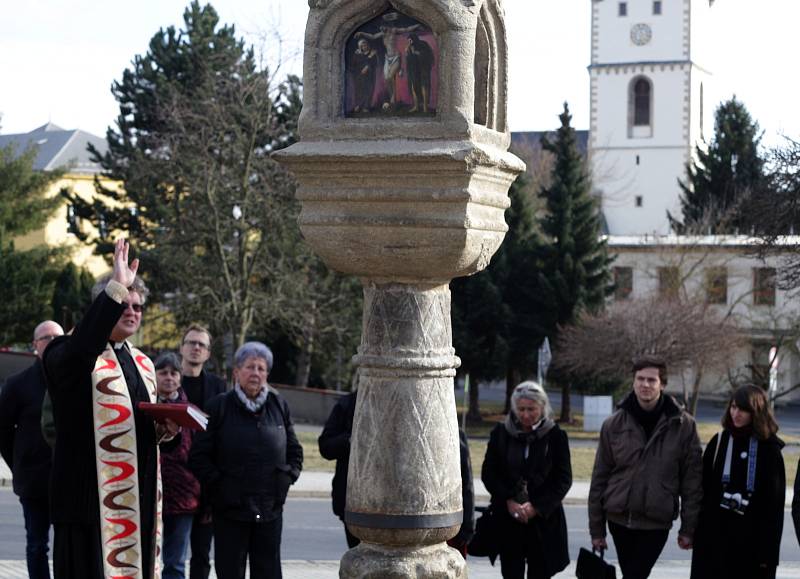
[{"left": 111, "top": 238, "right": 139, "bottom": 288}]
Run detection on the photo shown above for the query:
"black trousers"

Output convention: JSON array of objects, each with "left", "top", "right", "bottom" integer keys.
[
  {"left": 53, "top": 523, "right": 104, "bottom": 579},
  {"left": 609, "top": 521, "right": 669, "bottom": 579},
  {"left": 214, "top": 515, "right": 282, "bottom": 579},
  {"left": 498, "top": 522, "right": 550, "bottom": 579},
  {"left": 343, "top": 522, "right": 360, "bottom": 549},
  {"left": 189, "top": 515, "right": 213, "bottom": 579}
]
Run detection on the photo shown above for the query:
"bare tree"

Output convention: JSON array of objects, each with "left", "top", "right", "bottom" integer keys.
[{"left": 555, "top": 296, "right": 743, "bottom": 415}]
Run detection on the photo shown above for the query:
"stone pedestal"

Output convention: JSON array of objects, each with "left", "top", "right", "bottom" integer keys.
[{"left": 275, "top": 1, "right": 524, "bottom": 576}]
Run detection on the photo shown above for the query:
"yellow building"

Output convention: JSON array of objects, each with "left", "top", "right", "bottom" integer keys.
[{"left": 0, "top": 122, "right": 115, "bottom": 276}]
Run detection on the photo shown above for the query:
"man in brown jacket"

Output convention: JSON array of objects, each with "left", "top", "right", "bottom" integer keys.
[{"left": 589, "top": 355, "right": 703, "bottom": 579}]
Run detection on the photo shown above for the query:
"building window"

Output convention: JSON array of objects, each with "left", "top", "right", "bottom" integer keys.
[
  {"left": 658, "top": 266, "right": 680, "bottom": 298},
  {"left": 753, "top": 267, "right": 776, "bottom": 306},
  {"left": 750, "top": 343, "right": 774, "bottom": 387},
  {"left": 653, "top": 1, "right": 662, "bottom": 15},
  {"left": 629, "top": 76, "right": 653, "bottom": 138},
  {"left": 700, "top": 82, "right": 705, "bottom": 141},
  {"left": 634, "top": 79, "right": 651, "bottom": 125},
  {"left": 614, "top": 267, "right": 633, "bottom": 300},
  {"left": 635, "top": 195, "right": 643, "bottom": 207},
  {"left": 705, "top": 267, "right": 728, "bottom": 304},
  {"left": 636, "top": 154, "right": 640, "bottom": 165},
  {"left": 619, "top": 2, "right": 627, "bottom": 16}
]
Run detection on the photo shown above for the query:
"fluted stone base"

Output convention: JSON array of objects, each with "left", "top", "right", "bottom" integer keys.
[{"left": 340, "top": 542, "right": 467, "bottom": 579}]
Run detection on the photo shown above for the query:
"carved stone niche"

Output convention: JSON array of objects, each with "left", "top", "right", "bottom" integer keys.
[{"left": 277, "top": 0, "right": 523, "bottom": 284}]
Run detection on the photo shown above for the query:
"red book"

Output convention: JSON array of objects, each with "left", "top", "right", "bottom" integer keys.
[{"left": 137, "top": 402, "right": 209, "bottom": 431}]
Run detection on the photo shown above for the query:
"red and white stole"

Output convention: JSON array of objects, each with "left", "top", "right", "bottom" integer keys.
[{"left": 91, "top": 343, "right": 162, "bottom": 579}]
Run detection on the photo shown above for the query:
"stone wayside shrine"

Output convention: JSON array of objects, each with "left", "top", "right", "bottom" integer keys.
[{"left": 275, "top": 0, "right": 523, "bottom": 576}]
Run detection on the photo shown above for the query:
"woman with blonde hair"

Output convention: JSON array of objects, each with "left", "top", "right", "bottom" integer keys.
[
  {"left": 481, "top": 381, "right": 571, "bottom": 578},
  {"left": 691, "top": 384, "right": 785, "bottom": 579}
]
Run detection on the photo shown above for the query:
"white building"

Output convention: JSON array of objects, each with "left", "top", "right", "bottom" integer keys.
[
  {"left": 609, "top": 235, "right": 800, "bottom": 399},
  {"left": 589, "top": 0, "right": 715, "bottom": 235}
]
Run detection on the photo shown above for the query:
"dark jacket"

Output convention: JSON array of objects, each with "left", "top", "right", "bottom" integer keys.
[
  {"left": 42, "top": 292, "right": 159, "bottom": 527},
  {"left": 189, "top": 388, "right": 303, "bottom": 523},
  {"left": 0, "top": 359, "right": 52, "bottom": 498},
  {"left": 181, "top": 370, "right": 226, "bottom": 411},
  {"left": 481, "top": 419, "right": 572, "bottom": 577},
  {"left": 159, "top": 388, "right": 201, "bottom": 515},
  {"left": 318, "top": 392, "right": 357, "bottom": 519},
  {"left": 692, "top": 431, "right": 785, "bottom": 579},
  {"left": 588, "top": 393, "right": 703, "bottom": 538},
  {"left": 318, "top": 392, "right": 475, "bottom": 542}
]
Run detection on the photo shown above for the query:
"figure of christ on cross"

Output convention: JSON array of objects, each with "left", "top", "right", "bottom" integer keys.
[{"left": 355, "top": 14, "right": 420, "bottom": 111}]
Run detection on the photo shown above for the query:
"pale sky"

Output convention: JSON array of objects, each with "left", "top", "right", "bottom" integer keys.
[{"left": 1, "top": 1, "right": 798, "bottom": 147}]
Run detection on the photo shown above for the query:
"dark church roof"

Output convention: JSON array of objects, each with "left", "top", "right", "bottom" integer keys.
[
  {"left": 0, "top": 123, "right": 107, "bottom": 175},
  {"left": 510, "top": 130, "right": 590, "bottom": 155}
]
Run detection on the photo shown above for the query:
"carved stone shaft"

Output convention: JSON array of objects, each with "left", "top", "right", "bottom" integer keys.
[{"left": 341, "top": 283, "right": 465, "bottom": 577}]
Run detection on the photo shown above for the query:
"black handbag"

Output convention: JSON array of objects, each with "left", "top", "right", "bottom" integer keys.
[
  {"left": 576, "top": 547, "right": 617, "bottom": 579},
  {"left": 466, "top": 506, "right": 500, "bottom": 563}
]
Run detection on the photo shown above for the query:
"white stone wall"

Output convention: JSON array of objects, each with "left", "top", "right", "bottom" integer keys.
[
  {"left": 589, "top": 0, "right": 715, "bottom": 235},
  {"left": 592, "top": 0, "right": 688, "bottom": 64}
]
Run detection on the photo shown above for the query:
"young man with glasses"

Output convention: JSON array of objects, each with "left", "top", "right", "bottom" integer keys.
[
  {"left": 0, "top": 320, "right": 64, "bottom": 579},
  {"left": 179, "top": 324, "right": 226, "bottom": 579}
]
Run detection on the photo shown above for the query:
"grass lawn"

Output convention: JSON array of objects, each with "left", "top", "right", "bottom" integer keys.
[{"left": 298, "top": 424, "right": 799, "bottom": 486}]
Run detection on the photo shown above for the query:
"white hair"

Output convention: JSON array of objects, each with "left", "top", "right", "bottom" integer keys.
[{"left": 510, "top": 381, "right": 552, "bottom": 419}]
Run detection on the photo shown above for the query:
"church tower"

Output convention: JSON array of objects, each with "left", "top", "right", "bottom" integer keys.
[{"left": 589, "top": 0, "right": 715, "bottom": 235}]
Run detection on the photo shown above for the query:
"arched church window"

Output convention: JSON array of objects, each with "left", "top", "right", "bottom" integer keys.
[
  {"left": 633, "top": 78, "right": 651, "bottom": 125},
  {"left": 628, "top": 76, "right": 653, "bottom": 138}
]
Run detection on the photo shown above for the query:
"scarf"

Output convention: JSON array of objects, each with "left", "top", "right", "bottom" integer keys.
[
  {"left": 234, "top": 382, "right": 269, "bottom": 412},
  {"left": 91, "top": 343, "right": 162, "bottom": 579}
]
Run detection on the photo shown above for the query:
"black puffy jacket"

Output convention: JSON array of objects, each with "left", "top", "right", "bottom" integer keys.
[{"left": 190, "top": 388, "right": 303, "bottom": 522}]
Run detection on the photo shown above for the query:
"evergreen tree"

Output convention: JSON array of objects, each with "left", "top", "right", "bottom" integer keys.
[
  {"left": 0, "top": 141, "right": 61, "bottom": 237},
  {"left": 669, "top": 97, "right": 765, "bottom": 233},
  {"left": 65, "top": 2, "right": 361, "bottom": 384},
  {"left": 0, "top": 136, "right": 63, "bottom": 345},
  {"left": 52, "top": 263, "right": 95, "bottom": 331},
  {"left": 536, "top": 102, "right": 613, "bottom": 422}
]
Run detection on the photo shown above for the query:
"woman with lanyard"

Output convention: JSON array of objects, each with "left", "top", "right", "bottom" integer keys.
[{"left": 691, "top": 384, "right": 785, "bottom": 579}]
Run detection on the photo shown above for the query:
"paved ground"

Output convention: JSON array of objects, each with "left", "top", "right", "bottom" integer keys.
[{"left": 1, "top": 560, "right": 800, "bottom": 578}]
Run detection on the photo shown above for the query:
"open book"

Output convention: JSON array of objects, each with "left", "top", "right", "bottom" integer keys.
[{"left": 137, "top": 402, "right": 209, "bottom": 431}]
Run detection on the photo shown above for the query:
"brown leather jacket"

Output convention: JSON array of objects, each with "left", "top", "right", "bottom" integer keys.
[{"left": 588, "top": 393, "right": 703, "bottom": 539}]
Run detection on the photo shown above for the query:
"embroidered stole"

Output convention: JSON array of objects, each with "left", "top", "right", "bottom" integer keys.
[{"left": 91, "top": 344, "right": 162, "bottom": 579}]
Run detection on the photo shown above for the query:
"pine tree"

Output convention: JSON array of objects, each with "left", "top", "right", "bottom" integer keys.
[
  {"left": 52, "top": 263, "right": 95, "bottom": 331},
  {"left": 669, "top": 97, "right": 765, "bottom": 233},
  {"left": 0, "top": 137, "right": 63, "bottom": 345},
  {"left": 537, "top": 102, "right": 613, "bottom": 422}
]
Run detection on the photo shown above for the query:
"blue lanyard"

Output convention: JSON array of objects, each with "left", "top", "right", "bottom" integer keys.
[{"left": 721, "top": 434, "right": 758, "bottom": 493}]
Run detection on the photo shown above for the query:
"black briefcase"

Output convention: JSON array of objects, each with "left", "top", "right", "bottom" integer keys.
[{"left": 576, "top": 547, "right": 617, "bottom": 579}]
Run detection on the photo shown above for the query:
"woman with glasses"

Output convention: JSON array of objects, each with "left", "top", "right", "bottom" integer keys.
[
  {"left": 189, "top": 342, "right": 302, "bottom": 579},
  {"left": 691, "top": 384, "right": 785, "bottom": 579},
  {"left": 481, "top": 382, "right": 572, "bottom": 578}
]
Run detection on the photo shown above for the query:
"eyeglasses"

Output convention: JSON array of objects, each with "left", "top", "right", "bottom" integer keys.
[
  {"left": 34, "top": 334, "right": 59, "bottom": 343},
  {"left": 183, "top": 339, "right": 210, "bottom": 350},
  {"left": 124, "top": 302, "right": 144, "bottom": 313}
]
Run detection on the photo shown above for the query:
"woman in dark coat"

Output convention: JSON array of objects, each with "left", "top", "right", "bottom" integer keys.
[
  {"left": 190, "top": 342, "right": 303, "bottom": 579},
  {"left": 691, "top": 384, "right": 785, "bottom": 579},
  {"left": 481, "top": 381, "right": 572, "bottom": 579}
]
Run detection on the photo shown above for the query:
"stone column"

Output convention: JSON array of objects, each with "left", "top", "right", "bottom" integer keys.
[
  {"left": 343, "top": 282, "right": 464, "bottom": 576},
  {"left": 275, "top": 1, "right": 523, "bottom": 576}
]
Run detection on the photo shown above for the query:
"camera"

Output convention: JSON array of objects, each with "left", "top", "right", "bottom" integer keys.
[{"left": 720, "top": 491, "right": 750, "bottom": 515}]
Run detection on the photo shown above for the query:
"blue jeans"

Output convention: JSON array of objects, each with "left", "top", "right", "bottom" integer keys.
[
  {"left": 163, "top": 514, "right": 194, "bottom": 579},
  {"left": 20, "top": 496, "right": 51, "bottom": 579}
]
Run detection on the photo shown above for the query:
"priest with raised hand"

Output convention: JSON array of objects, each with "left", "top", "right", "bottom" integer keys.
[{"left": 44, "top": 238, "right": 178, "bottom": 579}]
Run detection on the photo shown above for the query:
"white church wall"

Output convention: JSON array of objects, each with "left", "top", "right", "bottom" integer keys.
[{"left": 592, "top": 0, "right": 688, "bottom": 65}]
